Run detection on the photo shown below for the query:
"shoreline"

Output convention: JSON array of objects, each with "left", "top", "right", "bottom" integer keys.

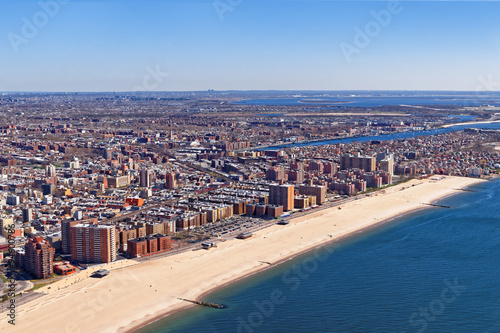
[
  {"left": 126, "top": 186, "right": 457, "bottom": 333},
  {"left": 128, "top": 205, "right": 432, "bottom": 333},
  {"left": 1, "top": 176, "right": 486, "bottom": 333},
  {"left": 119, "top": 176, "right": 489, "bottom": 333}
]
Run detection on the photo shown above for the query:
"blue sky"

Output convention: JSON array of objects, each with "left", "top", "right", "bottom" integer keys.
[{"left": 1, "top": 0, "right": 500, "bottom": 92}]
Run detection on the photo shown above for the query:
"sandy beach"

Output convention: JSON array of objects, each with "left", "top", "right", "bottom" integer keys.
[{"left": 1, "top": 176, "right": 484, "bottom": 333}]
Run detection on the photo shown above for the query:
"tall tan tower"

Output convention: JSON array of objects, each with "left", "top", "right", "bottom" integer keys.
[{"left": 269, "top": 184, "right": 294, "bottom": 211}]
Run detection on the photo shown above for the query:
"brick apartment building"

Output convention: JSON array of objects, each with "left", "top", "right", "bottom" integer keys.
[
  {"left": 269, "top": 184, "right": 294, "bottom": 211},
  {"left": 127, "top": 234, "right": 172, "bottom": 258},
  {"left": 61, "top": 220, "right": 78, "bottom": 254},
  {"left": 298, "top": 185, "right": 326, "bottom": 205},
  {"left": 71, "top": 224, "right": 116, "bottom": 263},
  {"left": 25, "top": 237, "right": 55, "bottom": 279}
]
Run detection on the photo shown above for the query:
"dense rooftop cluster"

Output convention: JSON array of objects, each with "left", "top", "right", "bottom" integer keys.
[{"left": 0, "top": 92, "right": 499, "bottom": 285}]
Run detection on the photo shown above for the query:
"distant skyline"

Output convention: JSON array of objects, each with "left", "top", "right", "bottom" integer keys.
[{"left": 2, "top": 1, "right": 500, "bottom": 92}]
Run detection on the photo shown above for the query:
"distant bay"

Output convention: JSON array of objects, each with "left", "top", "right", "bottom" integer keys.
[
  {"left": 258, "top": 121, "right": 500, "bottom": 150},
  {"left": 234, "top": 94, "right": 500, "bottom": 107}
]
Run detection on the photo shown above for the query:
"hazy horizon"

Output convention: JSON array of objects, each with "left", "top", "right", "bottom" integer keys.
[{"left": 2, "top": 89, "right": 500, "bottom": 94}]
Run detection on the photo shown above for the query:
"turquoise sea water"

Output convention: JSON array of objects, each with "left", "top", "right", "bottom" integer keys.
[{"left": 138, "top": 178, "right": 500, "bottom": 333}]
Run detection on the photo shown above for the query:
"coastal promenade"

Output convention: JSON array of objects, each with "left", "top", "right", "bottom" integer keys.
[{"left": 0, "top": 176, "right": 484, "bottom": 333}]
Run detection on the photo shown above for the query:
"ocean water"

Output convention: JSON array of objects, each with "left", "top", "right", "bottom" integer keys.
[{"left": 138, "top": 178, "right": 500, "bottom": 333}]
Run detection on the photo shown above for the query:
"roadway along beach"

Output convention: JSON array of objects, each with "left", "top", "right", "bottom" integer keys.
[{"left": 1, "top": 176, "right": 484, "bottom": 333}]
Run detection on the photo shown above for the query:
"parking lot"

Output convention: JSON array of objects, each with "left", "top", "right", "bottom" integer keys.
[{"left": 192, "top": 215, "right": 277, "bottom": 239}]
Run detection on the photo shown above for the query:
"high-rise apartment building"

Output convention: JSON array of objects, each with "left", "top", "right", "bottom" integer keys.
[
  {"left": 45, "top": 164, "right": 56, "bottom": 177},
  {"left": 61, "top": 220, "right": 79, "bottom": 254},
  {"left": 379, "top": 156, "right": 395, "bottom": 176},
  {"left": 140, "top": 169, "right": 152, "bottom": 187},
  {"left": 298, "top": 185, "right": 326, "bottom": 205},
  {"left": 288, "top": 170, "right": 304, "bottom": 184},
  {"left": 341, "top": 153, "right": 376, "bottom": 172},
  {"left": 323, "top": 162, "right": 337, "bottom": 176},
  {"left": 25, "top": 237, "right": 55, "bottom": 279},
  {"left": 309, "top": 161, "right": 324, "bottom": 174},
  {"left": 22, "top": 208, "right": 33, "bottom": 223},
  {"left": 266, "top": 166, "right": 286, "bottom": 181},
  {"left": 290, "top": 162, "right": 304, "bottom": 171},
  {"left": 165, "top": 172, "right": 176, "bottom": 190},
  {"left": 71, "top": 224, "right": 116, "bottom": 263},
  {"left": 269, "top": 184, "right": 294, "bottom": 211},
  {"left": 107, "top": 175, "right": 130, "bottom": 188},
  {"left": 42, "top": 183, "right": 55, "bottom": 195}
]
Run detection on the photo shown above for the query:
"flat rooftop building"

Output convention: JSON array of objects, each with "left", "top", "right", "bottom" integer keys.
[{"left": 71, "top": 224, "right": 116, "bottom": 263}]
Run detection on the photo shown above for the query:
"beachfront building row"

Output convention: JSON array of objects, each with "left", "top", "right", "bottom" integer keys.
[
  {"left": 126, "top": 234, "right": 172, "bottom": 258},
  {"left": 341, "top": 153, "right": 377, "bottom": 172},
  {"left": 246, "top": 204, "right": 284, "bottom": 218},
  {"left": 297, "top": 185, "right": 326, "bottom": 205},
  {"left": 294, "top": 195, "right": 317, "bottom": 209}
]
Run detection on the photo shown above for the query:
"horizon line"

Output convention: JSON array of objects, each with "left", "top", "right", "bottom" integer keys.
[{"left": 2, "top": 89, "right": 500, "bottom": 94}]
